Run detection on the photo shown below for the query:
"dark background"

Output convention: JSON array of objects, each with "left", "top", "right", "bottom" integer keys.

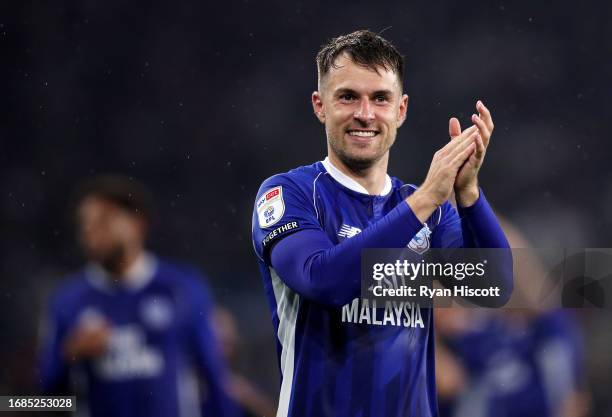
[{"left": 2, "top": 0, "right": 612, "bottom": 415}]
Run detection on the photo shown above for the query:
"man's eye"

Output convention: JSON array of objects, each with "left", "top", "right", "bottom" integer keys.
[
  {"left": 374, "top": 95, "right": 388, "bottom": 103},
  {"left": 339, "top": 94, "right": 355, "bottom": 101}
]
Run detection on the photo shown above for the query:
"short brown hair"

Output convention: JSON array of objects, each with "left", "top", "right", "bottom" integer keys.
[
  {"left": 316, "top": 30, "right": 404, "bottom": 86},
  {"left": 73, "top": 175, "right": 153, "bottom": 222}
]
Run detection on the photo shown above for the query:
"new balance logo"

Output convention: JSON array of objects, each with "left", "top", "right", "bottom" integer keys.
[{"left": 338, "top": 224, "right": 362, "bottom": 239}]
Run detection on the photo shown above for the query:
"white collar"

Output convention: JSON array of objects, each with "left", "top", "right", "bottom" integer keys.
[
  {"left": 86, "top": 252, "right": 157, "bottom": 292},
  {"left": 322, "top": 157, "right": 392, "bottom": 196}
]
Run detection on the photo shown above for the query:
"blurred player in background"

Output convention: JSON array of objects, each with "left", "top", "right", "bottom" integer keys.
[
  {"left": 435, "top": 220, "right": 590, "bottom": 417},
  {"left": 213, "top": 307, "right": 277, "bottom": 417},
  {"left": 38, "top": 175, "right": 238, "bottom": 417},
  {"left": 252, "top": 30, "right": 512, "bottom": 417}
]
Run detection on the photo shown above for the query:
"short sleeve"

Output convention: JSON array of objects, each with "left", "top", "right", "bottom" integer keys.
[{"left": 252, "top": 174, "right": 323, "bottom": 264}]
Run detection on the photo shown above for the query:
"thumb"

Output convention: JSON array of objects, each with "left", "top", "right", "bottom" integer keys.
[{"left": 449, "top": 117, "right": 462, "bottom": 139}]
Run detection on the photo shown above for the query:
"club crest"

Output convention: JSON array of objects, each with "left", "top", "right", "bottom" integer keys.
[{"left": 408, "top": 224, "right": 431, "bottom": 254}]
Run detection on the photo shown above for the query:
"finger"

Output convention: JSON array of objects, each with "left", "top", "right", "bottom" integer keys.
[
  {"left": 471, "top": 114, "right": 491, "bottom": 147},
  {"left": 446, "top": 131, "right": 478, "bottom": 161},
  {"left": 449, "top": 117, "right": 462, "bottom": 139},
  {"left": 474, "top": 134, "right": 485, "bottom": 160},
  {"left": 476, "top": 100, "right": 494, "bottom": 132},
  {"left": 451, "top": 142, "right": 476, "bottom": 169},
  {"left": 441, "top": 131, "right": 477, "bottom": 161},
  {"left": 439, "top": 125, "right": 477, "bottom": 156},
  {"left": 456, "top": 124, "right": 478, "bottom": 140}
]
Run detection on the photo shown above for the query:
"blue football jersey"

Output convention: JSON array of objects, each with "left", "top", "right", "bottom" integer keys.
[
  {"left": 38, "top": 253, "right": 237, "bottom": 417},
  {"left": 440, "top": 310, "right": 584, "bottom": 417},
  {"left": 252, "top": 158, "right": 506, "bottom": 417}
]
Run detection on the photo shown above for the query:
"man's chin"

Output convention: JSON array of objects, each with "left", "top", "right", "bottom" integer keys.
[
  {"left": 337, "top": 152, "right": 381, "bottom": 171},
  {"left": 87, "top": 249, "right": 126, "bottom": 274},
  {"left": 329, "top": 139, "right": 389, "bottom": 171}
]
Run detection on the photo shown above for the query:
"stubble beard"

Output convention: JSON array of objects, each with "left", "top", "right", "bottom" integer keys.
[
  {"left": 88, "top": 244, "right": 128, "bottom": 276},
  {"left": 328, "top": 131, "right": 395, "bottom": 173}
]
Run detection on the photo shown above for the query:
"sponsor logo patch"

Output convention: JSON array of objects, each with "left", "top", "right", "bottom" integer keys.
[
  {"left": 338, "top": 224, "right": 362, "bottom": 239},
  {"left": 408, "top": 224, "right": 431, "bottom": 254},
  {"left": 95, "top": 325, "right": 164, "bottom": 380},
  {"left": 257, "top": 186, "right": 285, "bottom": 227},
  {"left": 140, "top": 296, "right": 173, "bottom": 330}
]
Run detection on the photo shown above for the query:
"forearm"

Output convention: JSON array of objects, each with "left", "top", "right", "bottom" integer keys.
[
  {"left": 457, "top": 190, "right": 513, "bottom": 305},
  {"left": 271, "top": 202, "right": 424, "bottom": 307},
  {"left": 458, "top": 189, "right": 509, "bottom": 249}
]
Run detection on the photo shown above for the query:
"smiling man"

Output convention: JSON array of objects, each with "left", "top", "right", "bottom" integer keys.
[{"left": 252, "top": 30, "right": 512, "bottom": 417}]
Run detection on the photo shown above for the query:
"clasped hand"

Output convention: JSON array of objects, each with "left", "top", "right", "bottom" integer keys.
[{"left": 407, "top": 101, "right": 494, "bottom": 222}]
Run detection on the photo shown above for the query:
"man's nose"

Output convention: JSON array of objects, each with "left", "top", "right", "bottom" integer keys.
[{"left": 353, "top": 98, "right": 375, "bottom": 123}]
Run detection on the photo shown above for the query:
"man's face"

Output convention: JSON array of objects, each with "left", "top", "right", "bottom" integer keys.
[
  {"left": 312, "top": 53, "right": 408, "bottom": 170},
  {"left": 77, "top": 196, "right": 145, "bottom": 269}
]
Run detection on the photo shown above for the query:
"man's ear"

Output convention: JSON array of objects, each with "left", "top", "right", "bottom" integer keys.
[
  {"left": 312, "top": 91, "right": 326, "bottom": 124},
  {"left": 397, "top": 94, "right": 409, "bottom": 127}
]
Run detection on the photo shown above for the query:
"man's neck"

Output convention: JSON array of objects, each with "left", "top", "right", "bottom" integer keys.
[
  {"left": 105, "top": 246, "right": 143, "bottom": 279},
  {"left": 327, "top": 153, "right": 389, "bottom": 195},
  {"left": 89, "top": 248, "right": 156, "bottom": 291}
]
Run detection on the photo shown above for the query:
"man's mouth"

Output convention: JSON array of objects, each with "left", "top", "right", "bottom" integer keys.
[{"left": 346, "top": 129, "right": 379, "bottom": 138}]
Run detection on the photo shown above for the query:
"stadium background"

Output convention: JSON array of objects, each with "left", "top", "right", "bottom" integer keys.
[{"left": 2, "top": 0, "right": 612, "bottom": 415}]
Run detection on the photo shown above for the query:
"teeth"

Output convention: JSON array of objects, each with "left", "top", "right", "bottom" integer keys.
[{"left": 348, "top": 131, "right": 377, "bottom": 137}]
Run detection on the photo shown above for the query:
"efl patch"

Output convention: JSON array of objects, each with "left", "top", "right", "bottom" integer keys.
[
  {"left": 408, "top": 224, "right": 431, "bottom": 254},
  {"left": 257, "top": 186, "right": 285, "bottom": 227}
]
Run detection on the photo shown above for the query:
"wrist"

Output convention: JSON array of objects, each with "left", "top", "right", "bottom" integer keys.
[
  {"left": 405, "top": 189, "right": 439, "bottom": 223},
  {"left": 455, "top": 184, "right": 480, "bottom": 207}
]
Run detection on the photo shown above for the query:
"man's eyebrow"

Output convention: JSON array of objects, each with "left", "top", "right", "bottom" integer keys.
[
  {"left": 334, "top": 87, "right": 358, "bottom": 97},
  {"left": 333, "top": 88, "right": 395, "bottom": 97},
  {"left": 371, "top": 89, "right": 394, "bottom": 97}
]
